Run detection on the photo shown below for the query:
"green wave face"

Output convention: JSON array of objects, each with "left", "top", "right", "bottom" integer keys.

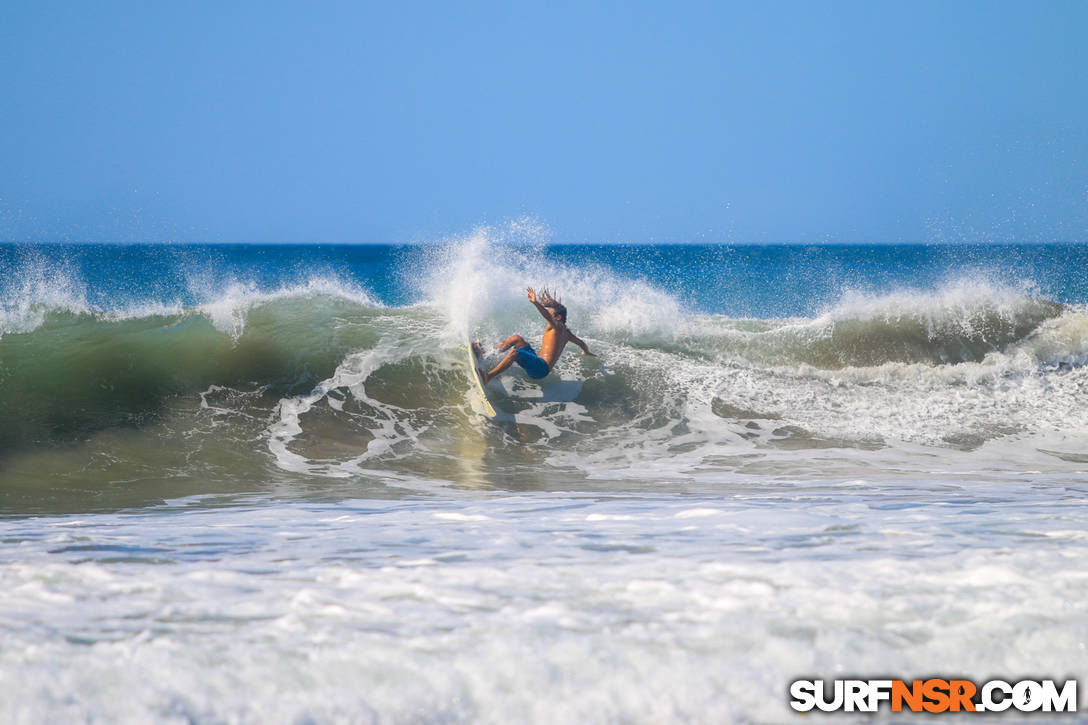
[{"left": 0, "top": 296, "right": 385, "bottom": 453}]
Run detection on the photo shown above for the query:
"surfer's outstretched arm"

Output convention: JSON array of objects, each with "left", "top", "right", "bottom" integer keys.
[
  {"left": 526, "top": 287, "right": 559, "bottom": 327},
  {"left": 568, "top": 332, "right": 596, "bottom": 357}
]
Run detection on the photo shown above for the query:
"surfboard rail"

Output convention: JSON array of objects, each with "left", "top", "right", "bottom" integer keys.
[{"left": 466, "top": 340, "right": 499, "bottom": 419}]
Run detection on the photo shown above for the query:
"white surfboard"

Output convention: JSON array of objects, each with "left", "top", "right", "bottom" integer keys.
[{"left": 466, "top": 340, "right": 499, "bottom": 419}]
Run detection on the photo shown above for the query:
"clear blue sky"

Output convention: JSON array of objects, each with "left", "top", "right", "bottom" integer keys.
[{"left": 1, "top": 0, "right": 1085, "bottom": 244}]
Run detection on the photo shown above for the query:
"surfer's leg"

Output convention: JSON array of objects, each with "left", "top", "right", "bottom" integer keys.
[
  {"left": 496, "top": 334, "right": 528, "bottom": 352},
  {"left": 482, "top": 348, "right": 519, "bottom": 383}
]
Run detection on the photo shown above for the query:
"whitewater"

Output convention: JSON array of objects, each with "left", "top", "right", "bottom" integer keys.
[{"left": 2, "top": 234, "right": 1088, "bottom": 723}]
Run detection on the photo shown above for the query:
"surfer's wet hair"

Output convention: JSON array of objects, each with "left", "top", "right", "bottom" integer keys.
[{"left": 539, "top": 288, "right": 567, "bottom": 322}]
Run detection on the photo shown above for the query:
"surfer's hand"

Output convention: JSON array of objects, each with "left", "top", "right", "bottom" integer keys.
[{"left": 526, "top": 287, "right": 536, "bottom": 303}]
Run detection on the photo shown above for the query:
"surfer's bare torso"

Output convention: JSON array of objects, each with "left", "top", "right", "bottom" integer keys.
[{"left": 536, "top": 317, "right": 573, "bottom": 368}]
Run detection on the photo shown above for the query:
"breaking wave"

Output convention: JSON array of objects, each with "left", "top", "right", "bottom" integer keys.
[{"left": 2, "top": 235, "right": 1088, "bottom": 504}]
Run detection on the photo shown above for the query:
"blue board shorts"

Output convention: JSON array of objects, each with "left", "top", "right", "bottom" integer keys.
[{"left": 515, "top": 345, "right": 550, "bottom": 379}]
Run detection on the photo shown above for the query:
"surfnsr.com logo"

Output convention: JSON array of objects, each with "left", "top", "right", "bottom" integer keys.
[{"left": 789, "top": 679, "right": 1078, "bottom": 713}]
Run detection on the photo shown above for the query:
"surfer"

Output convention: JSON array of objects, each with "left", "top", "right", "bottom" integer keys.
[{"left": 474, "top": 287, "right": 595, "bottom": 383}]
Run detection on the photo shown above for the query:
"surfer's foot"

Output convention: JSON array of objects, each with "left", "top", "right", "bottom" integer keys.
[
  {"left": 472, "top": 341, "right": 484, "bottom": 359},
  {"left": 477, "top": 368, "right": 489, "bottom": 384}
]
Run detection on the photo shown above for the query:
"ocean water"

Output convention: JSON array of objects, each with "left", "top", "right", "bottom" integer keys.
[{"left": 2, "top": 233, "right": 1088, "bottom": 722}]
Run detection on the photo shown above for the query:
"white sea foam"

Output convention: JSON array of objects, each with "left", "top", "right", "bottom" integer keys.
[
  {"left": 268, "top": 336, "right": 436, "bottom": 478},
  {"left": 416, "top": 225, "right": 685, "bottom": 344},
  {"left": 0, "top": 244, "right": 382, "bottom": 339},
  {"left": 1, "top": 489, "right": 1086, "bottom": 724},
  {"left": 193, "top": 276, "right": 381, "bottom": 338},
  {"left": 814, "top": 276, "right": 1046, "bottom": 333},
  {"left": 0, "top": 253, "right": 90, "bottom": 336}
]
